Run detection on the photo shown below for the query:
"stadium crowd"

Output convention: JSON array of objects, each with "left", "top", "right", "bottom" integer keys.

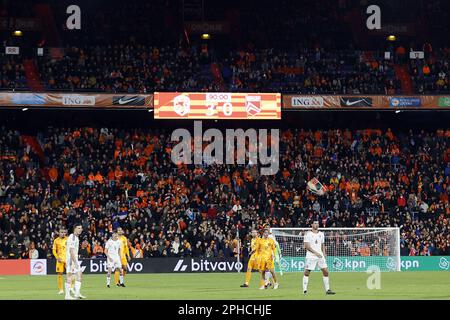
[
  {"left": 409, "top": 48, "right": 450, "bottom": 94},
  {"left": 221, "top": 49, "right": 401, "bottom": 94},
  {"left": 1, "top": 0, "right": 449, "bottom": 94},
  {"left": 0, "top": 126, "right": 448, "bottom": 260},
  {"left": 35, "top": 45, "right": 217, "bottom": 93},
  {"left": 2, "top": 45, "right": 449, "bottom": 94},
  {"left": 0, "top": 0, "right": 449, "bottom": 262},
  {"left": 0, "top": 55, "right": 28, "bottom": 90}
]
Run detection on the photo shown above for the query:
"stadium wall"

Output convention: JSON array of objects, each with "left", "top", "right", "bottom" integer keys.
[{"left": 1, "top": 257, "right": 449, "bottom": 275}]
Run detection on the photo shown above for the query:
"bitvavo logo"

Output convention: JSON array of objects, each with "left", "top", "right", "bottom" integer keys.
[
  {"left": 87, "top": 260, "right": 143, "bottom": 273},
  {"left": 174, "top": 259, "right": 243, "bottom": 272}
]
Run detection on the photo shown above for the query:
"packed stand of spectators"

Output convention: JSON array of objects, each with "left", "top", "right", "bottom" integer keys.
[
  {"left": 0, "top": 54, "right": 27, "bottom": 90},
  {"left": 6, "top": 44, "right": 450, "bottom": 94},
  {"left": 1, "top": 0, "right": 449, "bottom": 94},
  {"left": 0, "top": 126, "right": 449, "bottom": 260},
  {"left": 221, "top": 49, "right": 400, "bottom": 94},
  {"left": 409, "top": 48, "right": 449, "bottom": 94},
  {"left": 36, "top": 45, "right": 218, "bottom": 93},
  {"left": 2, "top": 45, "right": 405, "bottom": 94}
]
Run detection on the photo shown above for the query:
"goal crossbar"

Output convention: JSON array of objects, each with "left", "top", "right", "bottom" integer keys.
[{"left": 271, "top": 227, "right": 401, "bottom": 272}]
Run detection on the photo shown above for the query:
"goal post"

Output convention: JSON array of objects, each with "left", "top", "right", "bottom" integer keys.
[{"left": 270, "top": 227, "right": 401, "bottom": 272}]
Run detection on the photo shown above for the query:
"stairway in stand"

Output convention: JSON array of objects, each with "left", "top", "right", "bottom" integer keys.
[
  {"left": 23, "top": 59, "right": 44, "bottom": 91},
  {"left": 210, "top": 63, "right": 226, "bottom": 91},
  {"left": 394, "top": 64, "right": 414, "bottom": 94}
]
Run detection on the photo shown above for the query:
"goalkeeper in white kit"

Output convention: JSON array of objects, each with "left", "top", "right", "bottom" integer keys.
[{"left": 303, "top": 221, "right": 336, "bottom": 295}]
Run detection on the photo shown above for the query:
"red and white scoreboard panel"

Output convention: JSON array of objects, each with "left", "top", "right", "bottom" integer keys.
[{"left": 154, "top": 92, "right": 281, "bottom": 119}]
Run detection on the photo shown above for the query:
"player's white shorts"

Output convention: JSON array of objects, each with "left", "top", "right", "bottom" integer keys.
[
  {"left": 305, "top": 257, "right": 328, "bottom": 271},
  {"left": 66, "top": 258, "right": 81, "bottom": 274},
  {"left": 107, "top": 257, "right": 122, "bottom": 270}
]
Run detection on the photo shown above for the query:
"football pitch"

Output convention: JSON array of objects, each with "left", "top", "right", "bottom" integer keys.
[{"left": 0, "top": 272, "right": 449, "bottom": 300}]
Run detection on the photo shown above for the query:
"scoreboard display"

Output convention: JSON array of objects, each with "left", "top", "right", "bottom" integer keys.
[{"left": 154, "top": 92, "right": 281, "bottom": 119}]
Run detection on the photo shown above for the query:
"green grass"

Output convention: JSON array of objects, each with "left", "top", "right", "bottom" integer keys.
[{"left": 0, "top": 272, "right": 449, "bottom": 300}]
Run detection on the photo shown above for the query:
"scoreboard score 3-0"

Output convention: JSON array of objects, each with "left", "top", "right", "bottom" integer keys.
[{"left": 154, "top": 92, "right": 281, "bottom": 119}]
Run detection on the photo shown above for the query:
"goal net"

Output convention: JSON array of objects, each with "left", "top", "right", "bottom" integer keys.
[{"left": 270, "top": 228, "right": 401, "bottom": 272}]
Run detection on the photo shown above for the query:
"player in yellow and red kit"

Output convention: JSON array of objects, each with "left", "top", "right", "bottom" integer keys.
[
  {"left": 116, "top": 227, "right": 131, "bottom": 287},
  {"left": 256, "top": 228, "right": 279, "bottom": 289},
  {"left": 240, "top": 229, "right": 261, "bottom": 287},
  {"left": 52, "top": 227, "right": 68, "bottom": 294}
]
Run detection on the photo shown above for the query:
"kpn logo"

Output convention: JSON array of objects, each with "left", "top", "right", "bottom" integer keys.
[
  {"left": 277, "top": 258, "right": 305, "bottom": 272},
  {"left": 279, "top": 258, "right": 290, "bottom": 272},
  {"left": 333, "top": 258, "right": 344, "bottom": 271},
  {"left": 332, "top": 258, "right": 366, "bottom": 271},
  {"left": 386, "top": 257, "right": 397, "bottom": 271},
  {"left": 438, "top": 257, "right": 449, "bottom": 270}
]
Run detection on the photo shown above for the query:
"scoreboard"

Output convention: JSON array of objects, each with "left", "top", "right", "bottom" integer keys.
[{"left": 154, "top": 92, "right": 281, "bottom": 119}]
